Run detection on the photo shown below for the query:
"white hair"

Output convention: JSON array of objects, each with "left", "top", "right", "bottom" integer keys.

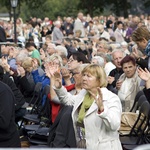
[
  {"left": 55, "top": 45, "right": 68, "bottom": 57},
  {"left": 16, "top": 53, "right": 28, "bottom": 62},
  {"left": 92, "top": 56, "right": 105, "bottom": 67},
  {"left": 55, "top": 20, "right": 61, "bottom": 26}
]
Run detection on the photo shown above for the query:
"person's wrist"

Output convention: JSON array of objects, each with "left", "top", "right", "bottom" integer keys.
[
  {"left": 98, "top": 107, "right": 104, "bottom": 114},
  {"left": 20, "top": 74, "right": 25, "bottom": 77}
]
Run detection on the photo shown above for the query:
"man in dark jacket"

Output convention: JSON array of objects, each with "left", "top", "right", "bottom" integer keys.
[
  {"left": 107, "top": 49, "right": 125, "bottom": 93},
  {"left": 0, "top": 20, "right": 7, "bottom": 58},
  {"left": 0, "top": 81, "right": 21, "bottom": 147},
  {"left": 0, "top": 66, "right": 26, "bottom": 122}
]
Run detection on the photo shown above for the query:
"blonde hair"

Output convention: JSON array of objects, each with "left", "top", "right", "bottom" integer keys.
[
  {"left": 22, "top": 57, "right": 33, "bottom": 69},
  {"left": 46, "top": 53, "right": 63, "bottom": 67},
  {"left": 82, "top": 64, "right": 107, "bottom": 87}
]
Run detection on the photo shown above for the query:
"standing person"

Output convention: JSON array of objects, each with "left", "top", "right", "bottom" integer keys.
[
  {"left": 0, "top": 20, "right": 7, "bottom": 58},
  {"left": 0, "top": 20, "right": 6, "bottom": 42},
  {"left": 74, "top": 12, "right": 85, "bottom": 37},
  {"left": 63, "top": 17, "right": 74, "bottom": 36},
  {"left": 0, "top": 81, "right": 21, "bottom": 147},
  {"left": 50, "top": 64, "right": 122, "bottom": 150},
  {"left": 52, "top": 20, "right": 64, "bottom": 45},
  {"left": 114, "top": 21, "right": 125, "bottom": 43}
]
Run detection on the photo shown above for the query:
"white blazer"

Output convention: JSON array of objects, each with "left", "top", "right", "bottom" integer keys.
[{"left": 54, "top": 86, "right": 122, "bottom": 150}]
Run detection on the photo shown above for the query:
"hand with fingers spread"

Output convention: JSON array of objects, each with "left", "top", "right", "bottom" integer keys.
[
  {"left": 46, "top": 62, "right": 62, "bottom": 89},
  {"left": 61, "top": 67, "right": 71, "bottom": 80},
  {"left": 88, "top": 87, "right": 104, "bottom": 112},
  {"left": 137, "top": 67, "right": 150, "bottom": 81},
  {"left": 61, "top": 67, "right": 72, "bottom": 86}
]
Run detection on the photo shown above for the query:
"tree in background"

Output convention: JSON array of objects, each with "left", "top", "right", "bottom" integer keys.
[
  {"left": 0, "top": 0, "right": 149, "bottom": 21},
  {"left": 77, "top": 0, "right": 105, "bottom": 17}
]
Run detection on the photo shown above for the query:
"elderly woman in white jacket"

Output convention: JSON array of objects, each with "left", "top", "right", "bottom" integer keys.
[{"left": 48, "top": 64, "right": 122, "bottom": 150}]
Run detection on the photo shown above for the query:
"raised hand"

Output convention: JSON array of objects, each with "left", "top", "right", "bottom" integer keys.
[
  {"left": 61, "top": 67, "right": 71, "bottom": 80},
  {"left": 137, "top": 67, "right": 150, "bottom": 81},
  {"left": 131, "top": 45, "right": 139, "bottom": 59},
  {"left": 1, "top": 56, "right": 10, "bottom": 72},
  {"left": 88, "top": 87, "right": 104, "bottom": 112},
  {"left": 46, "top": 62, "right": 62, "bottom": 89}
]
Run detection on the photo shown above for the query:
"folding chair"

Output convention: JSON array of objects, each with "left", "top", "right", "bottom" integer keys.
[
  {"left": 130, "top": 90, "right": 144, "bottom": 112},
  {"left": 120, "top": 101, "right": 150, "bottom": 150},
  {"left": 19, "top": 82, "right": 43, "bottom": 128},
  {"left": 23, "top": 85, "right": 51, "bottom": 132}
]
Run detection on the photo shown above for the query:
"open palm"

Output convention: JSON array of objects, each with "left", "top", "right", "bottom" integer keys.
[{"left": 137, "top": 67, "right": 150, "bottom": 81}]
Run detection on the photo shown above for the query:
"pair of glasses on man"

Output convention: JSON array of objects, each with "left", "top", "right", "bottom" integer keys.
[{"left": 71, "top": 71, "right": 80, "bottom": 76}]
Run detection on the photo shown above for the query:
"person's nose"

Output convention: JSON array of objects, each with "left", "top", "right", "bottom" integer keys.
[{"left": 82, "top": 75, "right": 87, "bottom": 81}]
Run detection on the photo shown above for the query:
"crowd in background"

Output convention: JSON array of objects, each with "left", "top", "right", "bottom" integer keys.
[{"left": 0, "top": 12, "right": 150, "bottom": 149}]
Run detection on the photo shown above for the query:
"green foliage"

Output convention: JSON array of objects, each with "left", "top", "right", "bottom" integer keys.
[
  {"left": 0, "top": 0, "right": 149, "bottom": 22},
  {"left": 19, "top": 0, "right": 80, "bottom": 21},
  {"left": 77, "top": 0, "right": 105, "bottom": 16},
  {"left": 143, "top": 0, "right": 150, "bottom": 7},
  {"left": 105, "top": 0, "right": 131, "bottom": 17}
]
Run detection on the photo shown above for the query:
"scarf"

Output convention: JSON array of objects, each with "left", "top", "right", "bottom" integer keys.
[
  {"left": 77, "top": 92, "right": 94, "bottom": 124},
  {"left": 145, "top": 40, "right": 150, "bottom": 56}
]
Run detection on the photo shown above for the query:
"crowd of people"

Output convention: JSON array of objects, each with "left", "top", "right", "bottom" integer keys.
[{"left": 0, "top": 12, "right": 150, "bottom": 149}]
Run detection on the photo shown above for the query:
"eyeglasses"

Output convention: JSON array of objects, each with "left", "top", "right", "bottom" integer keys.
[
  {"left": 71, "top": 72, "right": 80, "bottom": 76},
  {"left": 68, "top": 59, "right": 76, "bottom": 63}
]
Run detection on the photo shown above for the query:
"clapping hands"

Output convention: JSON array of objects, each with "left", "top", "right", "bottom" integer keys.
[{"left": 45, "top": 62, "right": 62, "bottom": 89}]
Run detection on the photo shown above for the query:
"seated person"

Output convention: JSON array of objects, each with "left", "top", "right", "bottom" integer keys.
[
  {"left": 107, "top": 49, "right": 125, "bottom": 93},
  {"left": 117, "top": 55, "right": 143, "bottom": 112}
]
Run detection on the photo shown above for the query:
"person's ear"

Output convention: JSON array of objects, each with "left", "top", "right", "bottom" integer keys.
[{"left": 142, "top": 38, "right": 148, "bottom": 44}]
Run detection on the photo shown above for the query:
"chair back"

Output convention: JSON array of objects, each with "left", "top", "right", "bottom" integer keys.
[
  {"left": 28, "top": 82, "right": 43, "bottom": 107},
  {"left": 130, "top": 90, "right": 144, "bottom": 112},
  {"left": 130, "top": 101, "right": 150, "bottom": 144}
]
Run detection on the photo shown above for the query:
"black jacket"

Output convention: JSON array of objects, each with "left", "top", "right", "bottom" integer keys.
[
  {"left": 0, "top": 81, "right": 20, "bottom": 147},
  {"left": 0, "top": 26, "right": 6, "bottom": 42},
  {"left": 1, "top": 74, "right": 25, "bottom": 111},
  {"left": 48, "top": 105, "right": 76, "bottom": 148},
  {"left": 107, "top": 68, "right": 124, "bottom": 93}
]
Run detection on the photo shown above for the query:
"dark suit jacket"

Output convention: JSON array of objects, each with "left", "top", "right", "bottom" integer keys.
[
  {"left": 143, "top": 88, "right": 150, "bottom": 103},
  {"left": 0, "top": 81, "right": 20, "bottom": 147},
  {"left": 48, "top": 105, "right": 76, "bottom": 148},
  {"left": 0, "top": 26, "right": 6, "bottom": 42}
]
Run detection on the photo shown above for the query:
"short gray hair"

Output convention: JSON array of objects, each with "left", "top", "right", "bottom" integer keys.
[
  {"left": 92, "top": 56, "right": 105, "bottom": 67},
  {"left": 55, "top": 45, "right": 68, "bottom": 57}
]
